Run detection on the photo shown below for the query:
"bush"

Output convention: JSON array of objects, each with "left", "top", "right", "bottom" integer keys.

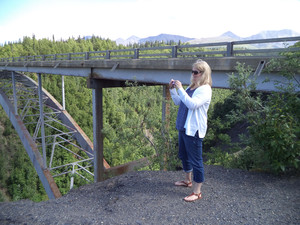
[
  {"left": 205, "top": 42, "right": 300, "bottom": 174},
  {"left": 227, "top": 54, "right": 299, "bottom": 174}
]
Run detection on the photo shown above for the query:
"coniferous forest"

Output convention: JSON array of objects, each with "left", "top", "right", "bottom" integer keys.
[{"left": 0, "top": 36, "right": 299, "bottom": 202}]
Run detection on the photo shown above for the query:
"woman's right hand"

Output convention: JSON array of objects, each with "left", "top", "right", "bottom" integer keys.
[{"left": 169, "top": 79, "right": 175, "bottom": 89}]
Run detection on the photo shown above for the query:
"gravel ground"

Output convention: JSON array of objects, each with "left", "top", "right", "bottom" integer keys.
[{"left": 0, "top": 164, "right": 299, "bottom": 225}]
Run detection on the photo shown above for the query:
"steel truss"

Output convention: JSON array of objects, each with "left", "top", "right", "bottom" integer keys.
[{"left": 0, "top": 71, "right": 95, "bottom": 191}]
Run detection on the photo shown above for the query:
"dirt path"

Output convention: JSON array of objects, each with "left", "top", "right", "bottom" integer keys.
[{"left": 0, "top": 165, "right": 299, "bottom": 224}]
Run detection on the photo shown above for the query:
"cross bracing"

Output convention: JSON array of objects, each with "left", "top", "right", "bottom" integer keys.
[
  {"left": 0, "top": 70, "right": 149, "bottom": 199},
  {"left": 0, "top": 71, "right": 95, "bottom": 191}
]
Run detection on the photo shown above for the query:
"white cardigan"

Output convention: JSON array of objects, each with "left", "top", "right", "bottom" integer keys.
[{"left": 170, "top": 84, "right": 212, "bottom": 138}]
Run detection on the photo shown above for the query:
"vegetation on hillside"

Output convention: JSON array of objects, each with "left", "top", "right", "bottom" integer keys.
[{"left": 205, "top": 42, "right": 300, "bottom": 174}]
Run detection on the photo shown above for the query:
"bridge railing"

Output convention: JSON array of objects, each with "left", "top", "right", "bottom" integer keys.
[{"left": 0, "top": 36, "right": 299, "bottom": 62}]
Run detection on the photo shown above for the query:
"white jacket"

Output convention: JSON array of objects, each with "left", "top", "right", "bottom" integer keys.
[{"left": 170, "top": 84, "right": 212, "bottom": 138}]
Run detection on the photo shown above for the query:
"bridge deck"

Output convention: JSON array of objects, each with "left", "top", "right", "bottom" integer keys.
[
  {"left": 1, "top": 36, "right": 299, "bottom": 91},
  {"left": 0, "top": 56, "right": 294, "bottom": 92}
]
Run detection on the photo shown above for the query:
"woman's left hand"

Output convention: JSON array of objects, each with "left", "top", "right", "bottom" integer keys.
[{"left": 175, "top": 80, "right": 183, "bottom": 89}]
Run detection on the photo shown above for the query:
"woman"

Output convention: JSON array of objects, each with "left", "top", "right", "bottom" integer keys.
[{"left": 169, "top": 59, "right": 212, "bottom": 202}]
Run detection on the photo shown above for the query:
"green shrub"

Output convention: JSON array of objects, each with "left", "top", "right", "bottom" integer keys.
[
  {"left": 227, "top": 51, "right": 300, "bottom": 174},
  {"left": 205, "top": 42, "right": 300, "bottom": 174}
]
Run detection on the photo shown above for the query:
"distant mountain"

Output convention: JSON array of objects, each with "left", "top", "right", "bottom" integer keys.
[
  {"left": 246, "top": 29, "right": 300, "bottom": 40},
  {"left": 116, "top": 36, "right": 141, "bottom": 45},
  {"left": 116, "top": 33, "right": 194, "bottom": 45},
  {"left": 221, "top": 31, "right": 242, "bottom": 40},
  {"left": 189, "top": 29, "right": 300, "bottom": 48},
  {"left": 138, "top": 33, "right": 194, "bottom": 44},
  {"left": 213, "top": 29, "right": 300, "bottom": 42},
  {"left": 187, "top": 36, "right": 236, "bottom": 44},
  {"left": 114, "top": 29, "right": 299, "bottom": 47}
]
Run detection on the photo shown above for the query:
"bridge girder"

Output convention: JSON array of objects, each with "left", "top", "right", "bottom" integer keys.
[{"left": 1, "top": 57, "right": 299, "bottom": 92}]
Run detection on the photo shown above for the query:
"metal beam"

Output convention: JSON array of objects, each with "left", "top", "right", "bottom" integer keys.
[
  {"left": 11, "top": 71, "right": 18, "bottom": 115},
  {"left": 38, "top": 74, "right": 47, "bottom": 168},
  {"left": 1, "top": 57, "right": 299, "bottom": 92},
  {"left": 162, "top": 85, "right": 169, "bottom": 123},
  {"left": 62, "top": 76, "right": 65, "bottom": 110},
  {"left": 92, "top": 87, "right": 104, "bottom": 182},
  {"left": 0, "top": 57, "right": 277, "bottom": 72},
  {"left": 0, "top": 88, "right": 61, "bottom": 199},
  {"left": 0, "top": 66, "right": 91, "bottom": 77},
  {"left": 0, "top": 57, "right": 277, "bottom": 78},
  {"left": 20, "top": 74, "right": 110, "bottom": 168}
]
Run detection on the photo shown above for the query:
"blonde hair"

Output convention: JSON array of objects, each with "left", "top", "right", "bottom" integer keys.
[{"left": 190, "top": 59, "right": 212, "bottom": 88}]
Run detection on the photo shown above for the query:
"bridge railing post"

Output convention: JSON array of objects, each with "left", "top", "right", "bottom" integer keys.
[
  {"left": 85, "top": 52, "right": 90, "bottom": 60},
  {"left": 172, "top": 46, "right": 178, "bottom": 58},
  {"left": 68, "top": 53, "right": 71, "bottom": 60},
  {"left": 226, "top": 42, "right": 234, "bottom": 57},
  {"left": 134, "top": 49, "right": 140, "bottom": 59},
  {"left": 106, "top": 50, "right": 111, "bottom": 59}
]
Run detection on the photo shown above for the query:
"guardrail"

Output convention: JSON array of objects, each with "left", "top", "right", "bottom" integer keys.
[{"left": 1, "top": 36, "right": 299, "bottom": 62}]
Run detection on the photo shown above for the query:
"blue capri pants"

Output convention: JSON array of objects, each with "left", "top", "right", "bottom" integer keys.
[{"left": 178, "top": 130, "right": 204, "bottom": 183}]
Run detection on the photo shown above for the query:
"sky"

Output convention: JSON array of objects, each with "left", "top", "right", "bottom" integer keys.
[{"left": 0, "top": 0, "right": 300, "bottom": 44}]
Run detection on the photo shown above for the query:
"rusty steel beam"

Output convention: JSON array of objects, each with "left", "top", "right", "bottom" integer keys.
[
  {"left": 87, "top": 78, "right": 160, "bottom": 182},
  {"left": 1, "top": 71, "right": 151, "bottom": 196},
  {"left": 23, "top": 75, "right": 111, "bottom": 168},
  {"left": 87, "top": 77, "right": 159, "bottom": 89},
  {"left": 104, "top": 157, "right": 150, "bottom": 179},
  {"left": 87, "top": 78, "right": 156, "bottom": 181},
  {"left": 0, "top": 87, "right": 62, "bottom": 199},
  {"left": 37, "top": 73, "right": 47, "bottom": 168},
  {"left": 162, "top": 85, "right": 171, "bottom": 171}
]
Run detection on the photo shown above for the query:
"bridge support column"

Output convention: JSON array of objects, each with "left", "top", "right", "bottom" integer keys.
[
  {"left": 88, "top": 77, "right": 157, "bottom": 181},
  {"left": 62, "top": 76, "right": 65, "bottom": 110},
  {"left": 11, "top": 71, "right": 18, "bottom": 115},
  {"left": 38, "top": 73, "right": 47, "bottom": 168},
  {"left": 92, "top": 87, "right": 104, "bottom": 182},
  {"left": 162, "top": 85, "right": 171, "bottom": 124},
  {"left": 162, "top": 85, "right": 171, "bottom": 171}
]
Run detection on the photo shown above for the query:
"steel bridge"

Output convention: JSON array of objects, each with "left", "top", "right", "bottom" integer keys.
[{"left": 0, "top": 36, "right": 299, "bottom": 199}]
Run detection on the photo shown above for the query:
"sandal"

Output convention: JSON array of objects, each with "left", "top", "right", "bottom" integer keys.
[
  {"left": 184, "top": 192, "right": 202, "bottom": 202},
  {"left": 174, "top": 180, "right": 192, "bottom": 187}
]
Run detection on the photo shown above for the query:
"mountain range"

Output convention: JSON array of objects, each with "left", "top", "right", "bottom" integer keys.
[
  {"left": 114, "top": 29, "right": 300, "bottom": 46},
  {"left": 116, "top": 34, "right": 194, "bottom": 45}
]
